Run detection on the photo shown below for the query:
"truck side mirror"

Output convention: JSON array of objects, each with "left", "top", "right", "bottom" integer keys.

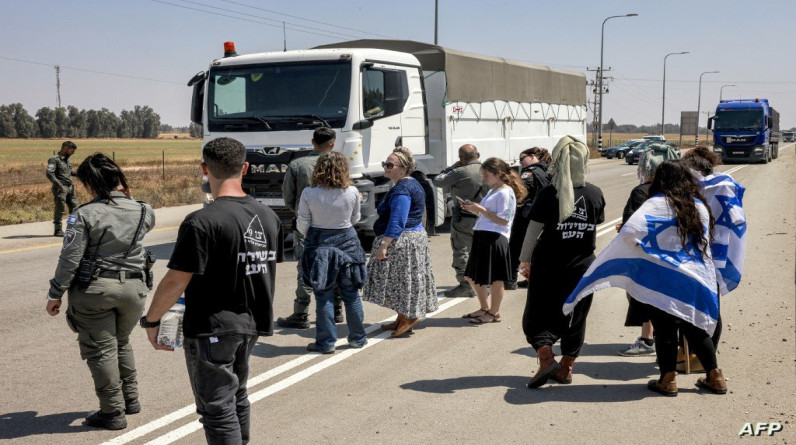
[
  {"left": 188, "top": 71, "right": 207, "bottom": 125},
  {"left": 352, "top": 119, "right": 374, "bottom": 130},
  {"left": 707, "top": 116, "right": 714, "bottom": 130}
]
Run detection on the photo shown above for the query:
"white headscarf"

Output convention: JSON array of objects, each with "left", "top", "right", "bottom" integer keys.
[
  {"left": 548, "top": 136, "right": 589, "bottom": 222},
  {"left": 637, "top": 143, "right": 680, "bottom": 183}
]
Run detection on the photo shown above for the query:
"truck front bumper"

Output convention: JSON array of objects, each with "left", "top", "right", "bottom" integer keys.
[{"left": 714, "top": 145, "right": 766, "bottom": 162}]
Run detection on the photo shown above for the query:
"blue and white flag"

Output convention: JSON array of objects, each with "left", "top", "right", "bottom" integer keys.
[
  {"left": 563, "top": 195, "right": 720, "bottom": 335},
  {"left": 694, "top": 171, "right": 747, "bottom": 295}
]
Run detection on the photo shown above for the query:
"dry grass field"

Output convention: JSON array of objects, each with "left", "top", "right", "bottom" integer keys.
[{"left": 0, "top": 138, "right": 204, "bottom": 225}]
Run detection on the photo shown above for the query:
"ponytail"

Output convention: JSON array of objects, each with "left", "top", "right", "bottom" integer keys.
[{"left": 76, "top": 153, "right": 130, "bottom": 203}]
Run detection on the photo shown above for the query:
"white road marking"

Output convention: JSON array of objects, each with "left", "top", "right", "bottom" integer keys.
[
  {"left": 621, "top": 172, "right": 636, "bottom": 177},
  {"left": 109, "top": 221, "right": 623, "bottom": 444}
]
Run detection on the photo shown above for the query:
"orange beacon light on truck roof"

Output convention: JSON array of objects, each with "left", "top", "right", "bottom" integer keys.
[{"left": 224, "top": 42, "right": 237, "bottom": 58}]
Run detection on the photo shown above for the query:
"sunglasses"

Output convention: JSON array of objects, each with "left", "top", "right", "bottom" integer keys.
[{"left": 381, "top": 161, "right": 396, "bottom": 169}]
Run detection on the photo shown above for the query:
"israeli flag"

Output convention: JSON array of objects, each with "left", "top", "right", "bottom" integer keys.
[
  {"left": 693, "top": 171, "right": 747, "bottom": 295},
  {"left": 563, "top": 195, "right": 720, "bottom": 335}
]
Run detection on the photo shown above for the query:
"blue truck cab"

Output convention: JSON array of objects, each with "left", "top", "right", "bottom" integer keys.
[{"left": 708, "top": 98, "right": 779, "bottom": 163}]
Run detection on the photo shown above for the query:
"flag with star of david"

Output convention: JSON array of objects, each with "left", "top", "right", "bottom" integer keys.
[
  {"left": 694, "top": 171, "right": 747, "bottom": 295},
  {"left": 563, "top": 195, "right": 720, "bottom": 335}
]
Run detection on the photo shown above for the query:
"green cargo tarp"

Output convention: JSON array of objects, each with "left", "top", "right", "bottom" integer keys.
[{"left": 315, "top": 39, "right": 586, "bottom": 107}]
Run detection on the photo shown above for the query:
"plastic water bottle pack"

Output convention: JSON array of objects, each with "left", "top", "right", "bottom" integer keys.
[{"left": 157, "top": 297, "right": 185, "bottom": 348}]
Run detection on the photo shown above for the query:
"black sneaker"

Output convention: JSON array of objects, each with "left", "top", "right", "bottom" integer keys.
[
  {"left": 276, "top": 314, "right": 310, "bottom": 329},
  {"left": 306, "top": 342, "right": 335, "bottom": 354},
  {"left": 84, "top": 410, "right": 127, "bottom": 430},
  {"left": 125, "top": 399, "right": 140, "bottom": 415},
  {"left": 504, "top": 280, "right": 518, "bottom": 290},
  {"left": 334, "top": 307, "right": 344, "bottom": 323},
  {"left": 54, "top": 228, "right": 64, "bottom": 237},
  {"left": 517, "top": 280, "right": 529, "bottom": 289}
]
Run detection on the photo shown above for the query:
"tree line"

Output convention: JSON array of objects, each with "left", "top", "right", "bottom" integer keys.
[{"left": 0, "top": 103, "right": 164, "bottom": 139}]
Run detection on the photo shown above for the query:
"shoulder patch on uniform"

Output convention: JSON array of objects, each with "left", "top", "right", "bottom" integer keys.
[
  {"left": 521, "top": 172, "right": 531, "bottom": 179},
  {"left": 63, "top": 228, "right": 77, "bottom": 249},
  {"left": 66, "top": 214, "right": 77, "bottom": 226},
  {"left": 47, "top": 164, "right": 56, "bottom": 172}
]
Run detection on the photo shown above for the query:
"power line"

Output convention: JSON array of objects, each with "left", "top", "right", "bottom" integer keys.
[
  {"left": 218, "top": 0, "right": 393, "bottom": 39},
  {"left": 150, "top": 0, "right": 352, "bottom": 41},
  {"left": 618, "top": 77, "right": 796, "bottom": 85},
  {"left": 0, "top": 55, "right": 184, "bottom": 85},
  {"left": 174, "top": 0, "right": 366, "bottom": 40}
]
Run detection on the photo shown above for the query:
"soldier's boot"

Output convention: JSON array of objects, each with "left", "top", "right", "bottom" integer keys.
[
  {"left": 54, "top": 224, "right": 64, "bottom": 237},
  {"left": 276, "top": 313, "right": 311, "bottom": 329},
  {"left": 444, "top": 282, "right": 476, "bottom": 298},
  {"left": 85, "top": 410, "right": 127, "bottom": 430}
]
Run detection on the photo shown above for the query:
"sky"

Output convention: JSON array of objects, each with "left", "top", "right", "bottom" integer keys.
[{"left": 2, "top": 0, "right": 795, "bottom": 130}]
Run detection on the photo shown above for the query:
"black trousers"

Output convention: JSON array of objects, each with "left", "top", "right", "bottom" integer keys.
[
  {"left": 508, "top": 211, "right": 531, "bottom": 276},
  {"left": 522, "top": 265, "right": 593, "bottom": 357},
  {"left": 648, "top": 307, "right": 717, "bottom": 375},
  {"left": 184, "top": 334, "right": 258, "bottom": 445}
]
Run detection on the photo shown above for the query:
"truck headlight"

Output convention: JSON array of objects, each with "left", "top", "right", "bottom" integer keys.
[{"left": 753, "top": 145, "right": 764, "bottom": 153}]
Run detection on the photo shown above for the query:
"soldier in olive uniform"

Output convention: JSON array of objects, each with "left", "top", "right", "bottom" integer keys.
[
  {"left": 46, "top": 141, "right": 80, "bottom": 236},
  {"left": 433, "top": 144, "right": 486, "bottom": 298},
  {"left": 46, "top": 153, "right": 155, "bottom": 430},
  {"left": 277, "top": 127, "right": 344, "bottom": 328}
]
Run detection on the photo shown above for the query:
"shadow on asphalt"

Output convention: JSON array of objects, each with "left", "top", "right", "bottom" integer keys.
[
  {"left": 400, "top": 375, "right": 678, "bottom": 404},
  {"left": 0, "top": 411, "right": 90, "bottom": 439}
]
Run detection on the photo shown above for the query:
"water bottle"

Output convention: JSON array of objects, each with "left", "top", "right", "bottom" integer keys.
[{"left": 157, "top": 297, "right": 185, "bottom": 348}]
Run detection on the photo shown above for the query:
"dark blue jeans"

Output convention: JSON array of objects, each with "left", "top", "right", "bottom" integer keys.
[
  {"left": 314, "top": 276, "right": 367, "bottom": 352},
  {"left": 184, "top": 334, "right": 258, "bottom": 445}
]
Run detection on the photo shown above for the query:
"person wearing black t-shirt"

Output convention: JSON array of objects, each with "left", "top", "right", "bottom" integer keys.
[
  {"left": 518, "top": 136, "right": 605, "bottom": 389},
  {"left": 142, "top": 137, "right": 283, "bottom": 444}
]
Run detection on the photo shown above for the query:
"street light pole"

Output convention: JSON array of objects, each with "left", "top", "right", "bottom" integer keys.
[
  {"left": 720, "top": 84, "right": 736, "bottom": 101},
  {"left": 434, "top": 0, "right": 438, "bottom": 45},
  {"left": 661, "top": 51, "right": 689, "bottom": 135},
  {"left": 696, "top": 70, "right": 720, "bottom": 146},
  {"left": 597, "top": 13, "right": 638, "bottom": 150}
]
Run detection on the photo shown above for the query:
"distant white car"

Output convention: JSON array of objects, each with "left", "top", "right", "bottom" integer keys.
[{"left": 642, "top": 135, "right": 666, "bottom": 142}]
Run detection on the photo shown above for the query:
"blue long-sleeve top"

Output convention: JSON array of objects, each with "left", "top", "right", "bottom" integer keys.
[{"left": 373, "top": 177, "right": 425, "bottom": 238}]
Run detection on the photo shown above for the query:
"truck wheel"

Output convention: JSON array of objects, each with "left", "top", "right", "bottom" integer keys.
[
  {"left": 763, "top": 149, "right": 770, "bottom": 164},
  {"left": 773, "top": 145, "right": 779, "bottom": 159}
]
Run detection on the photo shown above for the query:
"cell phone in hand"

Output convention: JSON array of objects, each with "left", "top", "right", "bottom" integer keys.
[{"left": 456, "top": 196, "right": 466, "bottom": 204}]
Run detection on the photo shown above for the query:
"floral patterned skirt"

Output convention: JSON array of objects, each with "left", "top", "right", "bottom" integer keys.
[{"left": 361, "top": 230, "right": 438, "bottom": 319}]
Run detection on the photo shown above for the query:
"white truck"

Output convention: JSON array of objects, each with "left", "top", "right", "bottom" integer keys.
[{"left": 188, "top": 39, "right": 587, "bottom": 235}]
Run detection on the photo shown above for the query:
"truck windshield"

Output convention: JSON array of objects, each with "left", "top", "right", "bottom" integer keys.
[
  {"left": 207, "top": 60, "right": 351, "bottom": 131},
  {"left": 714, "top": 110, "right": 764, "bottom": 131}
]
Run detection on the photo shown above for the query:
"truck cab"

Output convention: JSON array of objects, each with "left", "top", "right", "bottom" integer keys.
[
  {"left": 189, "top": 43, "right": 428, "bottom": 233},
  {"left": 708, "top": 98, "right": 779, "bottom": 163}
]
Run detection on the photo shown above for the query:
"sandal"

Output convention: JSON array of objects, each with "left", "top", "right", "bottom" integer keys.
[
  {"left": 462, "top": 309, "right": 489, "bottom": 319},
  {"left": 470, "top": 312, "right": 501, "bottom": 324}
]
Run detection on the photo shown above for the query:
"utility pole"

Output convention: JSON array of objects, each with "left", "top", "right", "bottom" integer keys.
[
  {"left": 283, "top": 22, "right": 287, "bottom": 51},
  {"left": 588, "top": 66, "right": 611, "bottom": 148},
  {"left": 54, "top": 65, "right": 62, "bottom": 108}
]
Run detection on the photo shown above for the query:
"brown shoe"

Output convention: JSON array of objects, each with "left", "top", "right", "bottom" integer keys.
[
  {"left": 527, "top": 345, "right": 561, "bottom": 389},
  {"left": 696, "top": 369, "right": 727, "bottom": 394},
  {"left": 381, "top": 314, "right": 402, "bottom": 331},
  {"left": 647, "top": 371, "right": 678, "bottom": 396},
  {"left": 391, "top": 315, "right": 420, "bottom": 337},
  {"left": 551, "top": 355, "right": 575, "bottom": 384}
]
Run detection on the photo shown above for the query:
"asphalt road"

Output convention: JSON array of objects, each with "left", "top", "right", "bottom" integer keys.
[{"left": 1, "top": 145, "right": 794, "bottom": 444}]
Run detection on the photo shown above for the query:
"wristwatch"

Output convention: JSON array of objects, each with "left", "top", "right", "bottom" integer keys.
[{"left": 139, "top": 316, "right": 160, "bottom": 328}]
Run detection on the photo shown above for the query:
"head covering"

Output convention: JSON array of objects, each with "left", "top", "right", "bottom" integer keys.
[
  {"left": 637, "top": 143, "right": 679, "bottom": 184},
  {"left": 548, "top": 135, "right": 589, "bottom": 222}
]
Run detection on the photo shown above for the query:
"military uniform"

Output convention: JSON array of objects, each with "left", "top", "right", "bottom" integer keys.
[
  {"left": 48, "top": 191, "right": 155, "bottom": 415},
  {"left": 281, "top": 151, "right": 342, "bottom": 321},
  {"left": 432, "top": 160, "right": 486, "bottom": 295},
  {"left": 46, "top": 153, "right": 79, "bottom": 235}
]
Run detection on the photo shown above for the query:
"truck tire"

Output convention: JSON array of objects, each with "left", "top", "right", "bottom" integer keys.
[
  {"left": 763, "top": 149, "right": 770, "bottom": 164},
  {"left": 773, "top": 145, "right": 779, "bottom": 159}
]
